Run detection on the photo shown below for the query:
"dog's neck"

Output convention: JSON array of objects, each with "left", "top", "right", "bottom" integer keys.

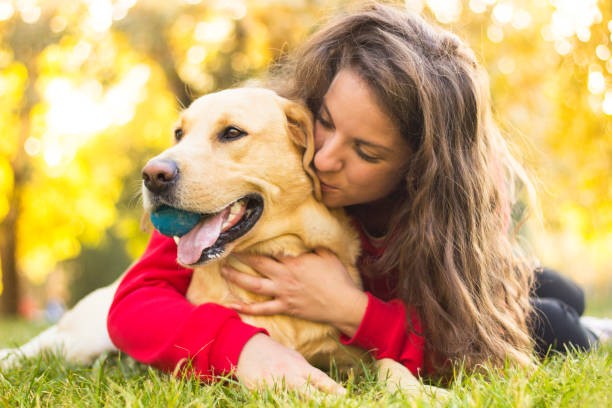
[{"left": 233, "top": 194, "right": 360, "bottom": 266}]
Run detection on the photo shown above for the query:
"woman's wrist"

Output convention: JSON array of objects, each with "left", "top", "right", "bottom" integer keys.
[{"left": 332, "top": 289, "right": 368, "bottom": 338}]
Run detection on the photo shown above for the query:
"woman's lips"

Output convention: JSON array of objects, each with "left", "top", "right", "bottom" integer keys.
[{"left": 320, "top": 181, "right": 339, "bottom": 191}]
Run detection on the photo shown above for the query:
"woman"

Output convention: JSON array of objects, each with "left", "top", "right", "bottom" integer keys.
[{"left": 107, "top": 3, "right": 597, "bottom": 393}]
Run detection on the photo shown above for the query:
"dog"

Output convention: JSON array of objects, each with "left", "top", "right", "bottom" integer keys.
[{"left": 0, "top": 88, "right": 442, "bottom": 396}]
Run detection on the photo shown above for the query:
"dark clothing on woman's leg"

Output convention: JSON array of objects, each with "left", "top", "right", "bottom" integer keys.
[
  {"left": 529, "top": 267, "right": 597, "bottom": 358},
  {"left": 532, "top": 267, "right": 585, "bottom": 315}
]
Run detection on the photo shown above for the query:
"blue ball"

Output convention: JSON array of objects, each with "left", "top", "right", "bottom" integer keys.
[{"left": 150, "top": 205, "right": 201, "bottom": 237}]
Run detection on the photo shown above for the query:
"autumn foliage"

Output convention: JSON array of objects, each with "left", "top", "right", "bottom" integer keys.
[{"left": 0, "top": 0, "right": 610, "bottom": 315}]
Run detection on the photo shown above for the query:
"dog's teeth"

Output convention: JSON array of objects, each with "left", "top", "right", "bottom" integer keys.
[
  {"left": 173, "top": 236, "right": 179, "bottom": 244},
  {"left": 230, "top": 200, "right": 244, "bottom": 215}
]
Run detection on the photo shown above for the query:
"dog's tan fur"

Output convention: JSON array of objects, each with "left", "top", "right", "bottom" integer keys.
[
  {"left": 2, "top": 87, "right": 445, "bottom": 397},
  {"left": 144, "top": 88, "right": 364, "bottom": 367}
]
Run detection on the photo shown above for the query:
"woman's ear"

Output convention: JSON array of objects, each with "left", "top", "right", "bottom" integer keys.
[{"left": 277, "top": 96, "right": 322, "bottom": 201}]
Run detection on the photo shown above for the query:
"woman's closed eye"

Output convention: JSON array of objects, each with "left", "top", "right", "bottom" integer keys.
[
  {"left": 315, "top": 112, "right": 334, "bottom": 129},
  {"left": 355, "top": 145, "right": 381, "bottom": 163}
]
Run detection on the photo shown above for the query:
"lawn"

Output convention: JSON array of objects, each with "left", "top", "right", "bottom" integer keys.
[{"left": 1, "top": 316, "right": 611, "bottom": 408}]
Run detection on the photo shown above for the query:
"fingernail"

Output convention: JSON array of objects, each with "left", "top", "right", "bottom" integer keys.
[{"left": 228, "top": 303, "right": 241, "bottom": 310}]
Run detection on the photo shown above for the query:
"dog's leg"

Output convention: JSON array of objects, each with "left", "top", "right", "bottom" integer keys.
[
  {"left": 375, "top": 358, "right": 449, "bottom": 399},
  {"left": 0, "top": 279, "right": 120, "bottom": 370}
]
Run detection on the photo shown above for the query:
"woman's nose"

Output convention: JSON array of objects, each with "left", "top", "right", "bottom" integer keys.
[{"left": 313, "top": 133, "right": 343, "bottom": 173}]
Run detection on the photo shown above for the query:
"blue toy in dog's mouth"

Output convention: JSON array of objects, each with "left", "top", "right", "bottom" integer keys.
[
  {"left": 149, "top": 195, "right": 265, "bottom": 266},
  {"left": 150, "top": 205, "right": 201, "bottom": 237}
]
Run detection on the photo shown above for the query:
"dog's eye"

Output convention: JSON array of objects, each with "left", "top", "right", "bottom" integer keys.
[
  {"left": 174, "top": 128, "right": 183, "bottom": 142},
  {"left": 219, "top": 126, "right": 247, "bottom": 142}
]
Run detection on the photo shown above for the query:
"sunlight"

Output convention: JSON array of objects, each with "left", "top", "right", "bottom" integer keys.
[
  {"left": 603, "top": 91, "right": 612, "bottom": 115},
  {"left": 194, "top": 17, "right": 234, "bottom": 43},
  {"left": 24, "top": 137, "right": 41, "bottom": 156},
  {"left": 112, "top": 0, "right": 137, "bottom": 22},
  {"left": 187, "top": 45, "right": 207, "bottom": 65},
  {"left": 215, "top": 0, "right": 247, "bottom": 20},
  {"left": 20, "top": 5, "right": 39, "bottom": 24},
  {"left": 85, "top": 0, "right": 112, "bottom": 32},
  {"left": 426, "top": 0, "right": 462, "bottom": 23},
  {"left": 548, "top": 0, "right": 601, "bottom": 47},
  {"left": 45, "top": 78, "right": 110, "bottom": 137},
  {"left": 487, "top": 24, "right": 504, "bottom": 42},
  {"left": 41, "top": 64, "right": 151, "bottom": 167},
  {"left": 0, "top": 1, "right": 14, "bottom": 21},
  {"left": 492, "top": 2, "right": 513, "bottom": 24},
  {"left": 588, "top": 70, "right": 605, "bottom": 95},
  {"left": 595, "top": 45, "right": 610, "bottom": 61},
  {"left": 511, "top": 8, "right": 531, "bottom": 30},
  {"left": 469, "top": 0, "right": 487, "bottom": 14}
]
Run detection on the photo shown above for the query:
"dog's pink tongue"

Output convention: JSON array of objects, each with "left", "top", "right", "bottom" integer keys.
[{"left": 177, "top": 208, "right": 230, "bottom": 265}]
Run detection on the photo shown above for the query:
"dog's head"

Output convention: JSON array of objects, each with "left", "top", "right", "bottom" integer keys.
[{"left": 142, "top": 88, "right": 319, "bottom": 266}]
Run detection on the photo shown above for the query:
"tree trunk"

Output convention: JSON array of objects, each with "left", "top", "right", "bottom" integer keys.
[
  {"left": 0, "top": 65, "right": 34, "bottom": 316},
  {"left": 0, "top": 195, "right": 19, "bottom": 315},
  {"left": 0, "top": 109, "right": 30, "bottom": 316}
]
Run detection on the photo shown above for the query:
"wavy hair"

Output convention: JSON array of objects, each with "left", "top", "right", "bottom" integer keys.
[{"left": 269, "top": 2, "right": 536, "bottom": 375}]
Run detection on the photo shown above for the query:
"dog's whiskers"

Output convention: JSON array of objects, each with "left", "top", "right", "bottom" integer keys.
[{"left": 127, "top": 179, "right": 144, "bottom": 209}]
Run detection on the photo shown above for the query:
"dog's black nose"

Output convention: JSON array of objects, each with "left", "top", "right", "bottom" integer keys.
[{"left": 142, "top": 159, "right": 179, "bottom": 194}]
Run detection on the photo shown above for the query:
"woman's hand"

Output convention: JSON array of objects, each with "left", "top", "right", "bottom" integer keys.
[
  {"left": 235, "top": 333, "right": 346, "bottom": 394},
  {"left": 221, "top": 248, "right": 368, "bottom": 337}
]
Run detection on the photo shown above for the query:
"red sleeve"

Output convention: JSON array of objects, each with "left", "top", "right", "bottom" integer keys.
[
  {"left": 339, "top": 292, "right": 425, "bottom": 376},
  {"left": 107, "top": 230, "right": 267, "bottom": 379}
]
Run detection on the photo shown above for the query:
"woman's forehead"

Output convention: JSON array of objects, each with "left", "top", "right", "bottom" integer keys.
[{"left": 324, "top": 69, "right": 405, "bottom": 149}]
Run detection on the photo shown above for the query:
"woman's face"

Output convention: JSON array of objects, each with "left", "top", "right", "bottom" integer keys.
[{"left": 313, "top": 69, "right": 411, "bottom": 208}]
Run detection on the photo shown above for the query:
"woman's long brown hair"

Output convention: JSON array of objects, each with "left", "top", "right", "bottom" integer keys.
[{"left": 270, "top": 2, "right": 536, "bottom": 376}]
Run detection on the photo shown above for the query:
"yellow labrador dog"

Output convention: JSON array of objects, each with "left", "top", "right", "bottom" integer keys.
[{"left": 1, "top": 88, "right": 441, "bottom": 396}]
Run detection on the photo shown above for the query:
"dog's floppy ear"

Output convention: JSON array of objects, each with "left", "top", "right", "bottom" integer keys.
[{"left": 277, "top": 96, "right": 322, "bottom": 201}]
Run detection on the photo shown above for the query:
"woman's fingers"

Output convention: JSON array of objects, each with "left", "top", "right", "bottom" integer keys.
[
  {"left": 233, "top": 253, "right": 282, "bottom": 278},
  {"left": 236, "top": 334, "right": 346, "bottom": 396},
  {"left": 222, "top": 267, "right": 276, "bottom": 297},
  {"left": 255, "top": 370, "right": 346, "bottom": 396},
  {"left": 307, "top": 369, "right": 347, "bottom": 395},
  {"left": 230, "top": 299, "right": 285, "bottom": 316}
]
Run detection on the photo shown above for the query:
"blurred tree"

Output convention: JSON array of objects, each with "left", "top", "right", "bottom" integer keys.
[
  {"left": 435, "top": 0, "right": 612, "bottom": 285},
  {"left": 0, "top": 2, "right": 178, "bottom": 314},
  {"left": 0, "top": 0, "right": 610, "bottom": 315},
  {"left": 0, "top": 12, "right": 59, "bottom": 314},
  {"left": 0, "top": 0, "right": 338, "bottom": 315}
]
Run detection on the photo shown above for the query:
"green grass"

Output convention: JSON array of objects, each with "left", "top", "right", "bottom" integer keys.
[{"left": 1, "top": 319, "right": 611, "bottom": 407}]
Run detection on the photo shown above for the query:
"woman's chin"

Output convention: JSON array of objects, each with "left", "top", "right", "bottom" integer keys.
[{"left": 321, "top": 192, "right": 354, "bottom": 209}]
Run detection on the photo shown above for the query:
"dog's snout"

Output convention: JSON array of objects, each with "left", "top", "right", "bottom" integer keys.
[{"left": 142, "top": 159, "right": 179, "bottom": 194}]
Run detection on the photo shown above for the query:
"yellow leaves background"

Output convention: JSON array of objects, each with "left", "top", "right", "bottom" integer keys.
[{"left": 0, "top": 0, "right": 610, "bottom": 312}]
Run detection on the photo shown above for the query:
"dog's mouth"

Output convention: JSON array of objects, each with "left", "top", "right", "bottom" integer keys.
[{"left": 154, "top": 194, "right": 263, "bottom": 266}]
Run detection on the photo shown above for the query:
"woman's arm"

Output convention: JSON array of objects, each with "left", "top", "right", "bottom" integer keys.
[
  {"left": 107, "top": 230, "right": 266, "bottom": 378},
  {"left": 340, "top": 293, "right": 425, "bottom": 376},
  {"left": 222, "top": 250, "right": 425, "bottom": 376},
  {"left": 107, "top": 231, "right": 345, "bottom": 392}
]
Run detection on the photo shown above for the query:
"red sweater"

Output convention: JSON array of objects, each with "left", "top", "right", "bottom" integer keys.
[{"left": 107, "top": 228, "right": 425, "bottom": 378}]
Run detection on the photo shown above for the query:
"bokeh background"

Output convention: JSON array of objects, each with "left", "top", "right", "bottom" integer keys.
[{"left": 0, "top": 0, "right": 610, "bottom": 319}]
